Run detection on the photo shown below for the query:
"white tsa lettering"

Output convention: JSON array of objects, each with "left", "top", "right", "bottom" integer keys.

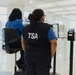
[
  {"left": 28, "top": 33, "right": 31, "bottom": 38},
  {"left": 28, "top": 33, "right": 38, "bottom": 39}
]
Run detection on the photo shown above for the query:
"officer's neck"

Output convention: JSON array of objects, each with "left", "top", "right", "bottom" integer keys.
[{"left": 37, "top": 20, "right": 43, "bottom": 23}]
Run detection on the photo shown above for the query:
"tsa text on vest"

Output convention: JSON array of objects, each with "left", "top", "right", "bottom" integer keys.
[{"left": 28, "top": 33, "right": 38, "bottom": 39}]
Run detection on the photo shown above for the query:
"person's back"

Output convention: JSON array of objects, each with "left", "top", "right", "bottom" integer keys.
[
  {"left": 23, "top": 22, "right": 51, "bottom": 51},
  {"left": 5, "top": 8, "right": 25, "bottom": 72},
  {"left": 22, "top": 9, "right": 57, "bottom": 75},
  {"left": 6, "top": 19, "right": 24, "bottom": 39},
  {"left": 6, "top": 8, "right": 24, "bottom": 39}
]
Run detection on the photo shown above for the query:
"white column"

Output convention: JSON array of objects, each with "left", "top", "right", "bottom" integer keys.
[{"left": 7, "top": 4, "right": 25, "bottom": 24}]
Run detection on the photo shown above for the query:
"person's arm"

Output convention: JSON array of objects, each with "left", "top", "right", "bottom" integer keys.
[
  {"left": 47, "top": 27, "right": 57, "bottom": 57},
  {"left": 21, "top": 37, "right": 25, "bottom": 51},
  {"left": 50, "top": 39, "right": 57, "bottom": 57}
]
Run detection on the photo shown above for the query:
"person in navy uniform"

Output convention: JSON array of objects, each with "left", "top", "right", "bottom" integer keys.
[
  {"left": 21, "top": 9, "right": 57, "bottom": 75},
  {"left": 5, "top": 8, "right": 25, "bottom": 72}
]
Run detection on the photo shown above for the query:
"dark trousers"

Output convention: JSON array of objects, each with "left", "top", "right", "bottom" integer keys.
[
  {"left": 9, "top": 39, "right": 25, "bottom": 70},
  {"left": 24, "top": 51, "right": 51, "bottom": 75}
]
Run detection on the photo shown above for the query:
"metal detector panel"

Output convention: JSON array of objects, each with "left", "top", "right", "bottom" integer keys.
[{"left": 52, "top": 24, "right": 59, "bottom": 38}]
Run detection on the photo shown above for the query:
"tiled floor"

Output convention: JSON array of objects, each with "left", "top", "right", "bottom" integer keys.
[{"left": 0, "top": 38, "right": 76, "bottom": 75}]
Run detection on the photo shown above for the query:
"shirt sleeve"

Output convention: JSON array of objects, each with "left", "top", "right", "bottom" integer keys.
[{"left": 47, "top": 27, "right": 56, "bottom": 41}]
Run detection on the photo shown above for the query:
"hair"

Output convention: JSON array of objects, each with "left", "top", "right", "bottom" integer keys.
[
  {"left": 8, "top": 8, "right": 22, "bottom": 21},
  {"left": 28, "top": 9, "right": 44, "bottom": 25}
]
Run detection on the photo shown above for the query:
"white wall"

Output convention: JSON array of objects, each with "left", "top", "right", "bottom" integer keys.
[
  {"left": 44, "top": 12, "right": 56, "bottom": 24},
  {"left": 55, "top": 16, "right": 70, "bottom": 37},
  {"left": 69, "top": 21, "right": 76, "bottom": 32}
]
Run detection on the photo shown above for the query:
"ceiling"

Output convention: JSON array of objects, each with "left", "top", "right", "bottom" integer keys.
[{"left": 0, "top": 0, "right": 76, "bottom": 21}]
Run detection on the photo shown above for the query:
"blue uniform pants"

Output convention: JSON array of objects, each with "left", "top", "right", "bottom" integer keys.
[{"left": 24, "top": 51, "right": 51, "bottom": 75}]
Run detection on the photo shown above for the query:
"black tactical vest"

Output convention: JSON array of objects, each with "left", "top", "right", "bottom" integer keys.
[{"left": 22, "top": 22, "right": 51, "bottom": 52}]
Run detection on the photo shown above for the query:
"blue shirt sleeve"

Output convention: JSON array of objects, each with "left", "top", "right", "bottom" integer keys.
[{"left": 47, "top": 27, "right": 56, "bottom": 41}]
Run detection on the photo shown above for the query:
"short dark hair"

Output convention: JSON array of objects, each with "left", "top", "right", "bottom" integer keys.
[
  {"left": 9, "top": 8, "right": 22, "bottom": 21},
  {"left": 28, "top": 9, "right": 44, "bottom": 25}
]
